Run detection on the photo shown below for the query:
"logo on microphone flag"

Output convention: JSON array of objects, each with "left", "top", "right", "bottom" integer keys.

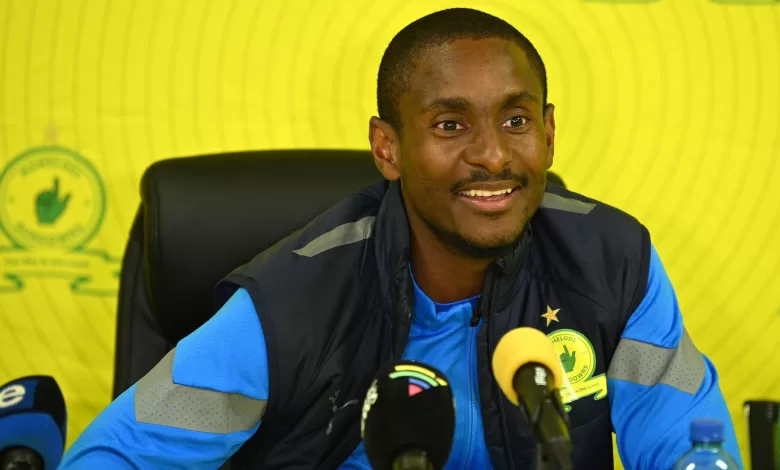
[
  {"left": 388, "top": 364, "right": 448, "bottom": 397},
  {"left": 547, "top": 329, "right": 607, "bottom": 412}
]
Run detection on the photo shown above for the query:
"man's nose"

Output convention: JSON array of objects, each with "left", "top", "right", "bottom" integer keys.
[{"left": 464, "top": 126, "right": 512, "bottom": 174}]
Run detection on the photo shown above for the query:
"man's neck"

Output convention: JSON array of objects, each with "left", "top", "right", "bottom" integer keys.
[{"left": 408, "top": 227, "right": 492, "bottom": 304}]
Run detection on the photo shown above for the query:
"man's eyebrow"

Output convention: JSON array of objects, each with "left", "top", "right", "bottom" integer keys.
[
  {"left": 420, "top": 92, "right": 540, "bottom": 114},
  {"left": 501, "top": 91, "right": 539, "bottom": 109},
  {"left": 421, "top": 97, "right": 470, "bottom": 113}
]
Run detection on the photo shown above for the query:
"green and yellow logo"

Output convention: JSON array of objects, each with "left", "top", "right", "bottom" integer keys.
[
  {"left": 0, "top": 145, "right": 119, "bottom": 295},
  {"left": 547, "top": 329, "right": 608, "bottom": 412}
]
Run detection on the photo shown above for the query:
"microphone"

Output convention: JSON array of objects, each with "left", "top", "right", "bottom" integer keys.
[
  {"left": 0, "top": 376, "right": 67, "bottom": 470},
  {"left": 492, "top": 328, "right": 572, "bottom": 470},
  {"left": 360, "top": 360, "right": 455, "bottom": 470}
]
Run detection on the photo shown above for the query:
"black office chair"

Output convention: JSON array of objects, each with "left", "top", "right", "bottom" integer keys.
[{"left": 112, "top": 149, "right": 381, "bottom": 398}]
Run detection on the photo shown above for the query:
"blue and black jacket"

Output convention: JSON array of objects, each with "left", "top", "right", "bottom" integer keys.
[{"left": 61, "top": 180, "right": 741, "bottom": 469}]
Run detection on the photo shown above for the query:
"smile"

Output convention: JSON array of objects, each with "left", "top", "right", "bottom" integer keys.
[
  {"left": 456, "top": 187, "right": 518, "bottom": 212},
  {"left": 458, "top": 188, "right": 515, "bottom": 197}
]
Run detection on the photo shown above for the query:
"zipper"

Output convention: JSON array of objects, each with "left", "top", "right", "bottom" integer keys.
[
  {"left": 325, "top": 390, "right": 360, "bottom": 436},
  {"left": 484, "top": 269, "right": 515, "bottom": 469},
  {"left": 469, "top": 307, "right": 481, "bottom": 327},
  {"left": 470, "top": 265, "right": 495, "bottom": 327},
  {"left": 463, "top": 323, "right": 479, "bottom": 469}
]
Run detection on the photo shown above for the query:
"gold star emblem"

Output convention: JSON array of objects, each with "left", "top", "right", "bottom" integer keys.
[{"left": 541, "top": 305, "right": 561, "bottom": 327}]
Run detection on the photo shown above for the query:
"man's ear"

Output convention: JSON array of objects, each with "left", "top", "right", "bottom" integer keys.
[
  {"left": 543, "top": 103, "right": 556, "bottom": 169},
  {"left": 369, "top": 117, "right": 401, "bottom": 181}
]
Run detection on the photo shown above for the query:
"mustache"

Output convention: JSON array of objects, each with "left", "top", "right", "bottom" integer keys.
[{"left": 450, "top": 169, "right": 530, "bottom": 193}]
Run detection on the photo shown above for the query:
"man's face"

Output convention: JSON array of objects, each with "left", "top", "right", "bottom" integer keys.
[{"left": 372, "top": 38, "right": 556, "bottom": 258}]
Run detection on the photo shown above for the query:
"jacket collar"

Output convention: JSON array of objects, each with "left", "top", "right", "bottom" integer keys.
[
  {"left": 373, "top": 180, "right": 413, "bottom": 354},
  {"left": 373, "top": 180, "right": 533, "bottom": 346},
  {"left": 485, "top": 226, "right": 533, "bottom": 317}
]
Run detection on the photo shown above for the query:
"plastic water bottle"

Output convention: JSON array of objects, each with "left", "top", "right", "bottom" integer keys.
[{"left": 673, "top": 419, "right": 740, "bottom": 469}]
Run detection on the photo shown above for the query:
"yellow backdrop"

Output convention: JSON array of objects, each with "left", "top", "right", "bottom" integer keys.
[{"left": 1, "top": 0, "right": 779, "bottom": 468}]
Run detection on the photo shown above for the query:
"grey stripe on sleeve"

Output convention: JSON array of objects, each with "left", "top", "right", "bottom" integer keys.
[
  {"left": 540, "top": 192, "right": 596, "bottom": 214},
  {"left": 293, "top": 216, "right": 376, "bottom": 257},
  {"left": 134, "top": 348, "right": 266, "bottom": 433},
  {"left": 607, "top": 329, "right": 705, "bottom": 394}
]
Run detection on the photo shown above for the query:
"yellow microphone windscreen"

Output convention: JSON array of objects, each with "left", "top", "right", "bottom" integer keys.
[{"left": 491, "top": 327, "right": 564, "bottom": 406}]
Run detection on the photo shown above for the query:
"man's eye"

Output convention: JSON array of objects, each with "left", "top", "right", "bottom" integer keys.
[
  {"left": 435, "top": 121, "right": 465, "bottom": 131},
  {"left": 503, "top": 116, "right": 528, "bottom": 128}
]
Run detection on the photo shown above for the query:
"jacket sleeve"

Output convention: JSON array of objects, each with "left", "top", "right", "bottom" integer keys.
[
  {"left": 608, "top": 245, "right": 743, "bottom": 469},
  {"left": 59, "top": 288, "right": 269, "bottom": 469}
]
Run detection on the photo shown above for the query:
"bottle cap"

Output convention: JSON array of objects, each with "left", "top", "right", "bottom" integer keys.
[{"left": 690, "top": 418, "right": 724, "bottom": 443}]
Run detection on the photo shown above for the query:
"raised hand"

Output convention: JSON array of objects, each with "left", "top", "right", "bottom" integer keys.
[
  {"left": 36, "top": 177, "right": 71, "bottom": 225},
  {"left": 560, "top": 345, "right": 577, "bottom": 373}
]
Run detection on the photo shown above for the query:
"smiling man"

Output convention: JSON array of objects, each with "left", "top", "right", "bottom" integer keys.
[{"left": 61, "top": 8, "right": 740, "bottom": 470}]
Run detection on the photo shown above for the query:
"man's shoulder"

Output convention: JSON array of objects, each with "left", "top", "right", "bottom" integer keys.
[
  {"left": 276, "top": 180, "right": 386, "bottom": 258},
  {"left": 224, "top": 181, "right": 386, "bottom": 285},
  {"left": 535, "top": 183, "right": 647, "bottom": 245},
  {"left": 532, "top": 183, "right": 651, "bottom": 315}
]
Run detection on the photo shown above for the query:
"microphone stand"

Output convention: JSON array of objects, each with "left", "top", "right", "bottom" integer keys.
[
  {"left": 529, "top": 397, "right": 572, "bottom": 470},
  {"left": 534, "top": 440, "right": 570, "bottom": 470},
  {"left": 535, "top": 442, "right": 551, "bottom": 470},
  {"left": 513, "top": 365, "right": 573, "bottom": 470}
]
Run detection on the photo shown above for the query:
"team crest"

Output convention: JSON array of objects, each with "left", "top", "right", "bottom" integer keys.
[
  {"left": 0, "top": 146, "right": 105, "bottom": 251},
  {"left": 0, "top": 144, "right": 120, "bottom": 295},
  {"left": 547, "top": 329, "right": 607, "bottom": 411}
]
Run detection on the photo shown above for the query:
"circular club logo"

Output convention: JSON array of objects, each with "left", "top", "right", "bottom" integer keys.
[{"left": 0, "top": 146, "right": 106, "bottom": 252}]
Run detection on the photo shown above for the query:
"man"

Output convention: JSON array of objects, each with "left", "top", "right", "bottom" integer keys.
[{"left": 61, "top": 8, "right": 741, "bottom": 469}]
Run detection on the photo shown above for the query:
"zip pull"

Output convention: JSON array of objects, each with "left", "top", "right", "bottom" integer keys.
[
  {"left": 470, "top": 310, "right": 481, "bottom": 327},
  {"left": 471, "top": 265, "right": 498, "bottom": 327},
  {"left": 470, "top": 295, "right": 486, "bottom": 326},
  {"left": 326, "top": 389, "right": 360, "bottom": 436},
  {"left": 471, "top": 239, "right": 518, "bottom": 326}
]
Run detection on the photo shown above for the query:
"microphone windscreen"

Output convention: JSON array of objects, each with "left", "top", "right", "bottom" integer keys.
[
  {"left": 492, "top": 327, "right": 563, "bottom": 405},
  {"left": 0, "top": 376, "right": 67, "bottom": 469},
  {"left": 361, "top": 361, "right": 455, "bottom": 470}
]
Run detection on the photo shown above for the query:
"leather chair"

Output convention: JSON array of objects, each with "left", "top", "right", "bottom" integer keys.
[{"left": 112, "top": 149, "right": 380, "bottom": 398}]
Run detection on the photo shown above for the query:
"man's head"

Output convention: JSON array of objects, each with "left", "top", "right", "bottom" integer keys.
[{"left": 369, "top": 8, "right": 556, "bottom": 259}]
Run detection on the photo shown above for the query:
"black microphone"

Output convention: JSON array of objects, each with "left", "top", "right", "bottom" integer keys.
[
  {"left": 0, "top": 376, "right": 67, "bottom": 470},
  {"left": 492, "top": 328, "right": 572, "bottom": 470},
  {"left": 361, "top": 360, "right": 455, "bottom": 470}
]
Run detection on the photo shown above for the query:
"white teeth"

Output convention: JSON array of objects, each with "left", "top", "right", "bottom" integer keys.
[{"left": 461, "top": 188, "right": 514, "bottom": 197}]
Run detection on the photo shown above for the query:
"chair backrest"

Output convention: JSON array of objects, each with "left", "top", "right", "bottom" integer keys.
[{"left": 113, "top": 149, "right": 379, "bottom": 397}]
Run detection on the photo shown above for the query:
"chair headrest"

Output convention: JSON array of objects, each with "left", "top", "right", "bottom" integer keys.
[{"left": 140, "top": 149, "right": 379, "bottom": 344}]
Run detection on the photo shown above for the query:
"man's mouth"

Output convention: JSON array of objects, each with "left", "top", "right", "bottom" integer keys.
[
  {"left": 456, "top": 186, "right": 519, "bottom": 212},
  {"left": 458, "top": 188, "right": 516, "bottom": 198}
]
